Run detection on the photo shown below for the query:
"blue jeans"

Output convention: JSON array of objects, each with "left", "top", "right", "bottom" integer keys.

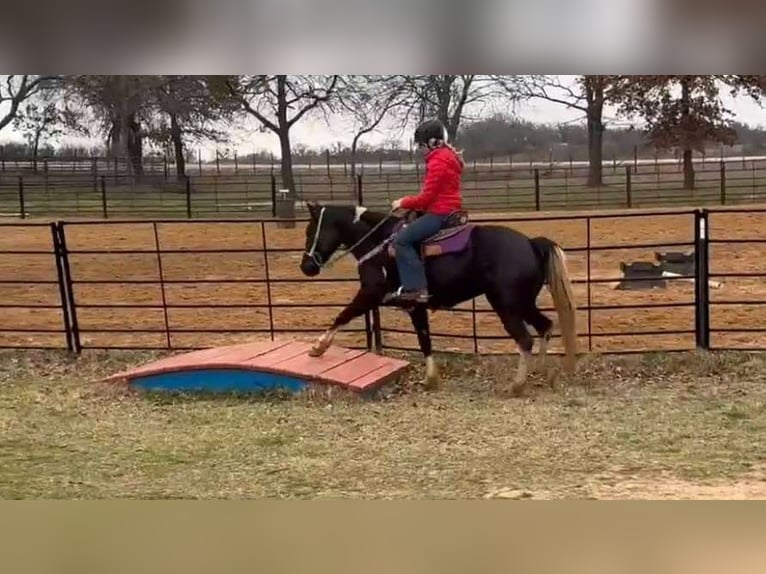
[{"left": 393, "top": 213, "right": 448, "bottom": 291}]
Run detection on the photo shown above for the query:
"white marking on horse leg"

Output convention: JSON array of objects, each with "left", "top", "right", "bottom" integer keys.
[
  {"left": 538, "top": 332, "right": 557, "bottom": 387},
  {"left": 425, "top": 355, "right": 440, "bottom": 390},
  {"left": 511, "top": 349, "right": 532, "bottom": 397},
  {"left": 309, "top": 327, "right": 337, "bottom": 357}
]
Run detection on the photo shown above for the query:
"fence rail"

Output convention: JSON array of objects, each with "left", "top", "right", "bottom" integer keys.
[
  {"left": 2, "top": 208, "right": 766, "bottom": 356},
  {"left": 2, "top": 158, "right": 766, "bottom": 220}
]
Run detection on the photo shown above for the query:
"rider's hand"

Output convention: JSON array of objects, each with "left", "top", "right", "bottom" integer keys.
[{"left": 391, "top": 198, "right": 403, "bottom": 211}]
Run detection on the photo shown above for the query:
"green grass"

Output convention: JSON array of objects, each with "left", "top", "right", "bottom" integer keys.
[{"left": 1, "top": 349, "right": 765, "bottom": 499}]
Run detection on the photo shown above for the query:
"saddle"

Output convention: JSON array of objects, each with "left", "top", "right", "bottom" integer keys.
[{"left": 387, "top": 210, "right": 474, "bottom": 259}]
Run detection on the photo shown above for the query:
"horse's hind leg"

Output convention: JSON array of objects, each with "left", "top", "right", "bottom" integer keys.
[
  {"left": 489, "top": 303, "right": 535, "bottom": 397},
  {"left": 524, "top": 305, "right": 556, "bottom": 383},
  {"left": 523, "top": 305, "right": 553, "bottom": 357}
]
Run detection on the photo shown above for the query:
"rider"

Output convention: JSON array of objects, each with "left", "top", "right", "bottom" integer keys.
[{"left": 385, "top": 118, "right": 464, "bottom": 305}]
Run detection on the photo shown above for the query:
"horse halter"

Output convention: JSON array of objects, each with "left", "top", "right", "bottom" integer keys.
[
  {"left": 305, "top": 206, "right": 327, "bottom": 268},
  {"left": 304, "top": 206, "right": 395, "bottom": 271}
]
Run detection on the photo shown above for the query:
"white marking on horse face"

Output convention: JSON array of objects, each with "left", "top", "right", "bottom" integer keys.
[{"left": 353, "top": 206, "right": 368, "bottom": 223}]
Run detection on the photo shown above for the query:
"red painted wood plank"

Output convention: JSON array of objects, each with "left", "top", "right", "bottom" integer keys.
[
  {"left": 318, "top": 352, "right": 398, "bottom": 385},
  {"left": 243, "top": 341, "right": 316, "bottom": 373},
  {"left": 260, "top": 345, "right": 366, "bottom": 379},
  {"left": 103, "top": 340, "right": 290, "bottom": 382},
  {"left": 102, "top": 338, "right": 410, "bottom": 394},
  {"left": 346, "top": 360, "right": 409, "bottom": 391},
  {"left": 207, "top": 340, "right": 293, "bottom": 366}
]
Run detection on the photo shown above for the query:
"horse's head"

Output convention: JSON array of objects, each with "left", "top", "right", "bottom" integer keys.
[{"left": 300, "top": 202, "right": 360, "bottom": 276}]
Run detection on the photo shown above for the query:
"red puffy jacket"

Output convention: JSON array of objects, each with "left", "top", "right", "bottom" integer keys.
[{"left": 399, "top": 146, "right": 463, "bottom": 215}]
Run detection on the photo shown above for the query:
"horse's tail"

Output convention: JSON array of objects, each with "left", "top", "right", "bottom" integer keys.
[{"left": 530, "top": 237, "right": 578, "bottom": 373}]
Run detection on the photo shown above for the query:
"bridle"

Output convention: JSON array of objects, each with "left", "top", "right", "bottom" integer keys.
[
  {"left": 304, "top": 206, "right": 328, "bottom": 268},
  {"left": 304, "top": 207, "right": 396, "bottom": 270}
]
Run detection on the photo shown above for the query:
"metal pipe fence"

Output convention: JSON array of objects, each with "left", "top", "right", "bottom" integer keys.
[
  {"left": 1, "top": 159, "right": 766, "bottom": 220},
  {"left": 2, "top": 208, "right": 765, "bottom": 355}
]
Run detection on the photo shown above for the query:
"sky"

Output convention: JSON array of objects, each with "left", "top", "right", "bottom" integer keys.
[{"left": 2, "top": 75, "right": 765, "bottom": 159}]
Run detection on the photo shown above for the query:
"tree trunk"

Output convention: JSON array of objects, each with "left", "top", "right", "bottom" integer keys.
[
  {"left": 350, "top": 134, "right": 362, "bottom": 201},
  {"left": 117, "top": 76, "right": 133, "bottom": 177},
  {"left": 585, "top": 79, "right": 605, "bottom": 188},
  {"left": 169, "top": 112, "right": 186, "bottom": 181},
  {"left": 109, "top": 118, "right": 121, "bottom": 158},
  {"left": 32, "top": 129, "right": 41, "bottom": 173},
  {"left": 276, "top": 75, "right": 297, "bottom": 203},
  {"left": 680, "top": 77, "right": 695, "bottom": 190},
  {"left": 279, "top": 128, "right": 296, "bottom": 198},
  {"left": 127, "top": 116, "right": 144, "bottom": 179},
  {"left": 683, "top": 148, "right": 695, "bottom": 189},
  {"left": 587, "top": 117, "right": 604, "bottom": 187}
]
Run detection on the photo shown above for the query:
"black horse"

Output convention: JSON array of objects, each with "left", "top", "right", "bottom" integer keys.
[{"left": 299, "top": 202, "right": 578, "bottom": 395}]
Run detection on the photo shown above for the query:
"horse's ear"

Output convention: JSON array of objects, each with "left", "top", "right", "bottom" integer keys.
[{"left": 306, "top": 201, "right": 321, "bottom": 219}]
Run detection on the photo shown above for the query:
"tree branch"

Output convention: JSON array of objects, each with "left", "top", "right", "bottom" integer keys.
[{"left": 286, "top": 76, "right": 339, "bottom": 128}]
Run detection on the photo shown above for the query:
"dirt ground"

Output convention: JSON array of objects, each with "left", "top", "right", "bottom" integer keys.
[{"left": 2, "top": 206, "right": 766, "bottom": 355}]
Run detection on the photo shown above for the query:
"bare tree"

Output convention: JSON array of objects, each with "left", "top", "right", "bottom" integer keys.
[
  {"left": 146, "top": 76, "right": 238, "bottom": 180},
  {"left": 14, "top": 89, "right": 77, "bottom": 170},
  {"left": 395, "top": 75, "right": 496, "bottom": 142},
  {"left": 226, "top": 75, "right": 341, "bottom": 206},
  {"left": 612, "top": 75, "right": 746, "bottom": 190},
  {"left": 493, "top": 75, "right": 622, "bottom": 187},
  {"left": 63, "top": 75, "right": 172, "bottom": 178},
  {"left": 0, "top": 75, "right": 58, "bottom": 134},
  {"left": 337, "top": 76, "right": 409, "bottom": 180}
]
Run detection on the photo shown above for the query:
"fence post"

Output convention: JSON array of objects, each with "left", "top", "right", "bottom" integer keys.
[
  {"left": 185, "top": 176, "right": 192, "bottom": 219},
  {"left": 152, "top": 222, "right": 172, "bottom": 349},
  {"left": 694, "top": 209, "right": 711, "bottom": 350},
  {"left": 625, "top": 166, "right": 632, "bottom": 208},
  {"left": 51, "top": 222, "right": 74, "bottom": 353},
  {"left": 17, "top": 176, "right": 25, "bottom": 219},
  {"left": 100, "top": 175, "right": 108, "bottom": 218},
  {"left": 533, "top": 168, "right": 541, "bottom": 210},
  {"left": 56, "top": 223, "right": 81, "bottom": 353},
  {"left": 259, "top": 222, "right": 276, "bottom": 341},
  {"left": 719, "top": 161, "right": 726, "bottom": 205}
]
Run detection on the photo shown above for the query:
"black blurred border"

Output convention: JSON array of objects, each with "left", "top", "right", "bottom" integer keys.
[
  {"left": 2, "top": 501, "right": 766, "bottom": 573},
  {"left": 3, "top": 0, "right": 766, "bottom": 572},
  {"left": 0, "top": 0, "right": 764, "bottom": 71}
]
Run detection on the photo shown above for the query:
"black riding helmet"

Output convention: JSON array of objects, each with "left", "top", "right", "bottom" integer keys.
[{"left": 413, "top": 119, "right": 448, "bottom": 149}]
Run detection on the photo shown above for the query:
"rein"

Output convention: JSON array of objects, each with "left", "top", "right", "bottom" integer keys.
[{"left": 305, "top": 208, "right": 396, "bottom": 270}]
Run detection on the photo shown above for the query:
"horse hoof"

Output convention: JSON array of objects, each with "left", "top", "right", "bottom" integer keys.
[{"left": 424, "top": 357, "right": 440, "bottom": 390}]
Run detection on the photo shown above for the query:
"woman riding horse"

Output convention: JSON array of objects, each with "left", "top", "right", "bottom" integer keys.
[{"left": 387, "top": 119, "right": 464, "bottom": 306}]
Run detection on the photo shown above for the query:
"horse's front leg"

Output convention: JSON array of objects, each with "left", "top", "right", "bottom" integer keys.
[
  {"left": 408, "top": 306, "right": 439, "bottom": 390},
  {"left": 310, "top": 285, "right": 385, "bottom": 357}
]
